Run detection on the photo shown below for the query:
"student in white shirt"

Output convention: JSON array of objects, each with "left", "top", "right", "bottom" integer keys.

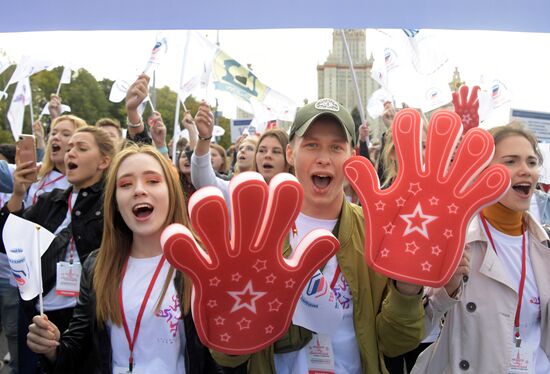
[{"left": 26, "top": 145, "right": 225, "bottom": 373}]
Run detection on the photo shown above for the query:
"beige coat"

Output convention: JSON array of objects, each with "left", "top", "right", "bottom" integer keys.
[{"left": 412, "top": 214, "right": 550, "bottom": 374}]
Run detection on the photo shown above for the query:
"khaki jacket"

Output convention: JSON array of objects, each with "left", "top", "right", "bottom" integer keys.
[
  {"left": 213, "top": 199, "right": 425, "bottom": 373},
  {"left": 412, "top": 214, "right": 550, "bottom": 374}
]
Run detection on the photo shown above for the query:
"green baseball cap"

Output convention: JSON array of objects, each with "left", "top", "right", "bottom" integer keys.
[{"left": 289, "top": 98, "right": 356, "bottom": 145}]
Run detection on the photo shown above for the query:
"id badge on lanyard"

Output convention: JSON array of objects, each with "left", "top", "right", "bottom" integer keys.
[
  {"left": 113, "top": 366, "right": 145, "bottom": 374},
  {"left": 508, "top": 344, "right": 535, "bottom": 374},
  {"left": 55, "top": 261, "right": 81, "bottom": 297},
  {"left": 306, "top": 334, "right": 335, "bottom": 374}
]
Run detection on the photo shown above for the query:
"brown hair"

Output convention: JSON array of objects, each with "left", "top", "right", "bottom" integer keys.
[
  {"left": 94, "top": 145, "right": 192, "bottom": 326},
  {"left": 488, "top": 121, "right": 543, "bottom": 165},
  {"left": 39, "top": 115, "right": 87, "bottom": 179},
  {"left": 253, "top": 128, "right": 292, "bottom": 175},
  {"left": 210, "top": 143, "right": 228, "bottom": 174},
  {"left": 234, "top": 136, "right": 259, "bottom": 174}
]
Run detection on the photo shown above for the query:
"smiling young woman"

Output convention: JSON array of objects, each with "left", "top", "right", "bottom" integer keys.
[
  {"left": 413, "top": 122, "right": 550, "bottom": 374},
  {"left": 0, "top": 126, "right": 115, "bottom": 373},
  {"left": 26, "top": 145, "right": 229, "bottom": 373}
]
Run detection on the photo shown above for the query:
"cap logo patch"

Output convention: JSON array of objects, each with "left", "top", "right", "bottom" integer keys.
[{"left": 314, "top": 98, "right": 340, "bottom": 112}]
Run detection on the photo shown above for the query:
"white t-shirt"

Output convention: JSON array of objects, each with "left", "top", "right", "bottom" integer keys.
[
  {"left": 487, "top": 223, "right": 550, "bottom": 373},
  {"left": 275, "top": 213, "right": 362, "bottom": 374},
  {"left": 24, "top": 170, "right": 69, "bottom": 208},
  {"left": 109, "top": 255, "right": 185, "bottom": 374},
  {"left": 0, "top": 192, "right": 15, "bottom": 284},
  {"left": 41, "top": 191, "right": 79, "bottom": 312}
]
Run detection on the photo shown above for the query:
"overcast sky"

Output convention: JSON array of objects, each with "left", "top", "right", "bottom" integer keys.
[{"left": 0, "top": 28, "right": 549, "bottom": 118}]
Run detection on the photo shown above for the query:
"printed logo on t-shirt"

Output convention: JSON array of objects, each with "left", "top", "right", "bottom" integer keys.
[
  {"left": 155, "top": 294, "right": 182, "bottom": 338},
  {"left": 332, "top": 274, "right": 352, "bottom": 310}
]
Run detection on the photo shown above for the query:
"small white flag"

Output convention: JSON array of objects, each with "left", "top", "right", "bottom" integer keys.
[
  {"left": 7, "top": 56, "right": 52, "bottom": 86},
  {"left": 39, "top": 104, "right": 71, "bottom": 117},
  {"left": 7, "top": 77, "right": 32, "bottom": 141},
  {"left": 3, "top": 214, "right": 55, "bottom": 301},
  {"left": 60, "top": 67, "right": 72, "bottom": 85}
]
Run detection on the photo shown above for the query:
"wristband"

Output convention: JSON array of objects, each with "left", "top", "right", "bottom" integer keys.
[
  {"left": 198, "top": 135, "right": 212, "bottom": 141},
  {"left": 127, "top": 117, "right": 143, "bottom": 128},
  {"left": 157, "top": 146, "right": 169, "bottom": 154}
]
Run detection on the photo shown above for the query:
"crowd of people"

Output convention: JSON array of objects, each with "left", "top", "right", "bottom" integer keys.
[{"left": 0, "top": 73, "right": 548, "bottom": 374}]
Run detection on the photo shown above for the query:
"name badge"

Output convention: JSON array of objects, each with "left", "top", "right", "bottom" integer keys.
[
  {"left": 508, "top": 344, "right": 535, "bottom": 374},
  {"left": 306, "top": 334, "right": 335, "bottom": 374},
  {"left": 114, "top": 366, "right": 145, "bottom": 374},
  {"left": 55, "top": 262, "right": 81, "bottom": 297}
]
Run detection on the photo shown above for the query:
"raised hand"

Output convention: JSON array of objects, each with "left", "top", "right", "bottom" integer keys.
[
  {"left": 148, "top": 111, "right": 167, "bottom": 148},
  {"left": 344, "top": 109, "right": 509, "bottom": 287},
  {"left": 161, "top": 172, "right": 339, "bottom": 354},
  {"left": 452, "top": 85, "right": 480, "bottom": 132}
]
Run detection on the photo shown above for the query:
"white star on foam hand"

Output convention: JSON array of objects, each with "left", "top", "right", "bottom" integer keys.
[
  {"left": 207, "top": 300, "right": 217, "bottom": 308},
  {"left": 265, "top": 273, "right": 277, "bottom": 284},
  {"left": 231, "top": 272, "right": 242, "bottom": 282},
  {"left": 220, "top": 333, "right": 231, "bottom": 342},
  {"left": 400, "top": 203, "right": 438, "bottom": 239},
  {"left": 396, "top": 197, "right": 406, "bottom": 207},
  {"left": 431, "top": 246, "right": 442, "bottom": 256},
  {"left": 447, "top": 204, "right": 459, "bottom": 214},
  {"left": 429, "top": 196, "right": 439, "bottom": 206},
  {"left": 214, "top": 316, "right": 225, "bottom": 325},
  {"left": 237, "top": 317, "right": 251, "bottom": 330},
  {"left": 408, "top": 182, "right": 422, "bottom": 195},
  {"left": 252, "top": 259, "right": 267, "bottom": 272},
  {"left": 268, "top": 298, "right": 283, "bottom": 312},
  {"left": 421, "top": 261, "right": 432, "bottom": 272},
  {"left": 375, "top": 200, "right": 386, "bottom": 211},
  {"left": 265, "top": 325, "right": 274, "bottom": 334},
  {"left": 209, "top": 277, "right": 221, "bottom": 287},
  {"left": 380, "top": 248, "right": 390, "bottom": 258},
  {"left": 405, "top": 241, "right": 420, "bottom": 255},
  {"left": 462, "top": 113, "right": 472, "bottom": 125},
  {"left": 383, "top": 223, "right": 396, "bottom": 234},
  {"left": 227, "top": 280, "right": 267, "bottom": 314},
  {"left": 443, "top": 229, "right": 453, "bottom": 239},
  {"left": 285, "top": 279, "right": 296, "bottom": 288}
]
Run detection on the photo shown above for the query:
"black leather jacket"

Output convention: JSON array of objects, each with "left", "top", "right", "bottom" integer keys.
[
  {"left": 0, "top": 180, "right": 104, "bottom": 318},
  {"left": 52, "top": 250, "right": 231, "bottom": 374}
]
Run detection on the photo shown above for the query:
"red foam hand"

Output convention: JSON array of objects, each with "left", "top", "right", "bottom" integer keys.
[
  {"left": 161, "top": 172, "right": 339, "bottom": 355},
  {"left": 344, "top": 109, "right": 510, "bottom": 287},
  {"left": 452, "top": 85, "right": 481, "bottom": 132}
]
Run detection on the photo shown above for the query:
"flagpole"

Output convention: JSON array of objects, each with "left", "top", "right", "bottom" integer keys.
[
  {"left": 55, "top": 73, "right": 63, "bottom": 96},
  {"left": 35, "top": 225, "right": 44, "bottom": 315},
  {"left": 28, "top": 78, "right": 35, "bottom": 128},
  {"left": 340, "top": 29, "right": 365, "bottom": 124},
  {"left": 171, "top": 30, "right": 191, "bottom": 165}
]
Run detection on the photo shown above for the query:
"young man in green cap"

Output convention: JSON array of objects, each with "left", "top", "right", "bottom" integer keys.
[{"left": 212, "top": 98, "right": 425, "bottom": 373}]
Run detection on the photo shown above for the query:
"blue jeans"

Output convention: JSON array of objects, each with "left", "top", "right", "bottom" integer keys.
[{"left": 0, "top": 278, "right": 19, "bottom": 373}]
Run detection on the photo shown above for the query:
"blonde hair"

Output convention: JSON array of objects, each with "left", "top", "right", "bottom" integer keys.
[
  {"left": 39, "top": 115, "right": 87, "bottom": 179},
  {"left": 94, "top": 145, "right": 192, "bottom": 326}
]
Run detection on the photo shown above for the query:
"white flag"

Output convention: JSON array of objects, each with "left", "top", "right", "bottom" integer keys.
[
  {"left": 39, "top": 103, "right": 71, "bottom": 117},
  {"left": 143, "top": 37, "right": 168, "bottom": 75},
  {"left": 7, "top": 56, "right": 52, "bottom": 86},
  {"left": 3, "top": 214, "right": 55, "bottom": 300},
  {"left": 0, "top": 55, "right": 11, "bottom": 76},
  {"left": 60, "top": 67, "right": 72, "bottom": 85},
  {"left": 7, "top": 77, "right": 32, "bottom": 141}
]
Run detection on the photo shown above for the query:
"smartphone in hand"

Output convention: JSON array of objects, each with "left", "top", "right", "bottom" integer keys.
[{"left": 16, "top": 134, "right": 37, "bottom": 182}]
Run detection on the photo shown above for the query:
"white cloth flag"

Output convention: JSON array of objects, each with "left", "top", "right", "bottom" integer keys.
[
  {"left": 109, "top": 36, "right": 168, "bottom": 103},
  {"left": 478, "top": 75, "right": 512, "bottom": 129},
  {"left": 0, "top": 55, "right": 11, "bottom": 76},
  {"left": 60, "top": 67, "right": 72, "bottom": 85},
  {"left": 7, "top": 77, "right": 31, "bottom": 141},
  {"left": 7, "top": 55, "right": 52, "bottom": 86},
  {"left": 3, "top": 214, "right": 55, "bottom": 300},
  {"left": 39, "top": 103, "right": 71, "bottom": 117}
]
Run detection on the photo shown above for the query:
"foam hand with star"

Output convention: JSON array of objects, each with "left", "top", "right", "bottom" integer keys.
[
  {"left": 161, "top": 172, "right": 339, "bottom": 355},
  {"left": 344, "top": 109, "right": 510, "bottom": 287},
  {"left": 452, "top": 85, "right": 481, "bottom": 132}
]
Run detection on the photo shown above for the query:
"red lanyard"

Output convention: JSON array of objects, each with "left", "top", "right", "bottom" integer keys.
[
  {"left": 67, "top": 193, "right": 76, "bottom": 264},
  {"left": 479, "top": 214, "right": 527, "bottom": 347},
  {"left": 118, "top": 255, "right": 166, "bottom": 372},
  {"left": 33, "top": 172, "right": 65, "bottom": 204}
]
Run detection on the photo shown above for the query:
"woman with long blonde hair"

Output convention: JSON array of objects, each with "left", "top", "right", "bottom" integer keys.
[
  {"left": 27, "top": 145, "right": 224, "bottom": 373},
  {"left": 24, "top": 115, "right": 87, "bottom": 207}
]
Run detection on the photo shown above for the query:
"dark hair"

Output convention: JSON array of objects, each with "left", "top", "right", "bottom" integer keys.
[
  {"left": 488, "top": 121, "right": 543, "bottom": 165},
  {"left": 0, "top": 144, "right": 16, "bottom": 164}
]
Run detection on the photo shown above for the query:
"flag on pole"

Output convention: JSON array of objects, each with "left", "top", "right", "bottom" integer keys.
[
  {"left": 39, "top": 103, "right": 71, "bottom": 117},
  {"left": 3, "top": 214, "right": 55, "bottom": 301},
  {"left": 143, "top": 37, "right": 168, "bottom": 75},
  {"left": 60, "top": 67, "right": 72, "bottom": 85},
  {"left": 7, "top": 77, "right": 32, "bottom": 141},
  {"left": 0, "top": 55, "right": 11, "bottom": 76},
  {"left": 7, "top": 56, "right": 52, "bottom": 86}
]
